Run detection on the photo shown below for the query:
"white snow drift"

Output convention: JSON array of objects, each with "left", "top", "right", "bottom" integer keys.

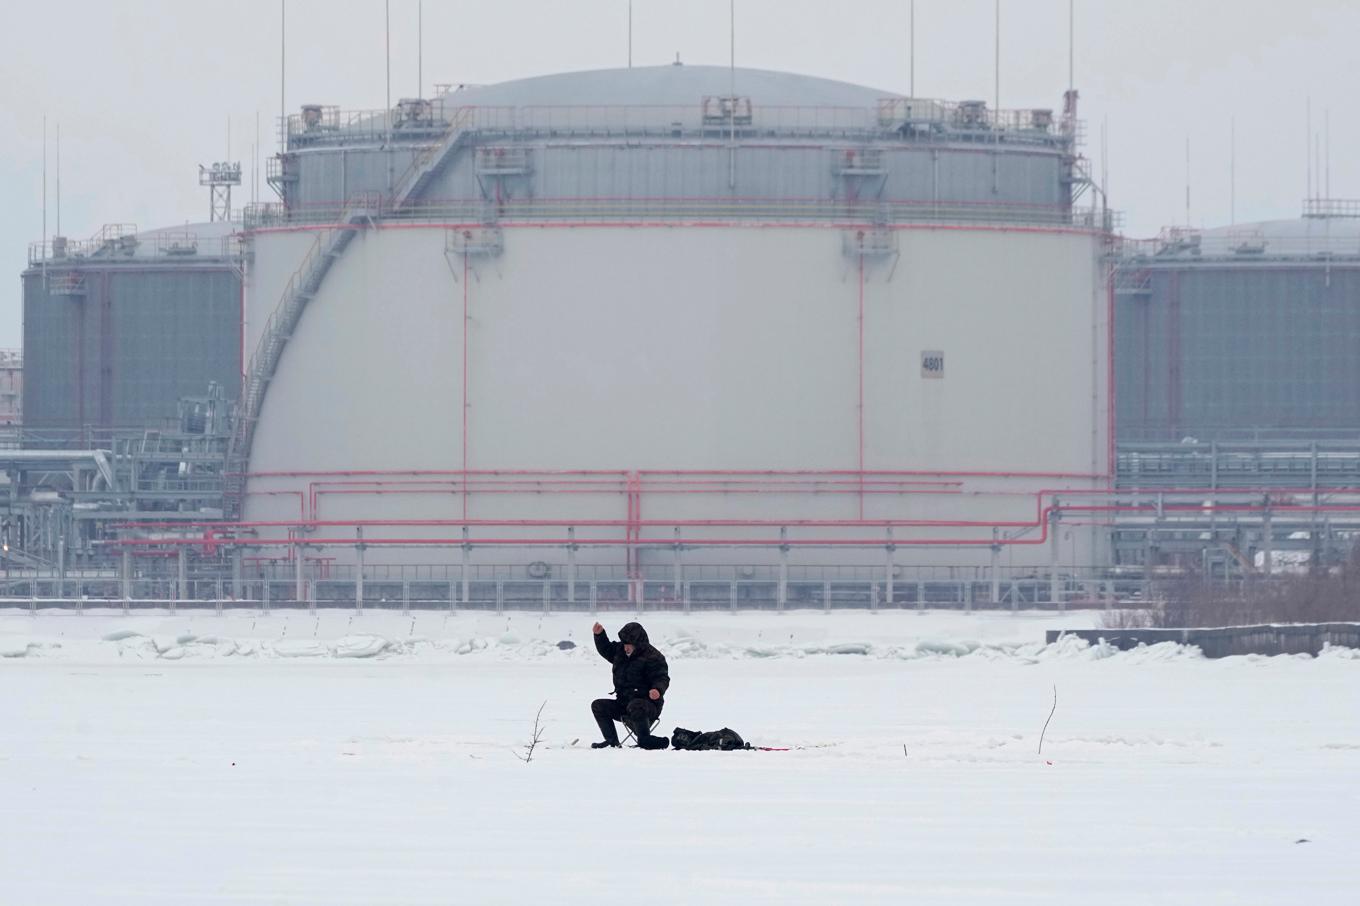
[{"left": 1, "top": 608, "right": 1356, "bottom": 905}]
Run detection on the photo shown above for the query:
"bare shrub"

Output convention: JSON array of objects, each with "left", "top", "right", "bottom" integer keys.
[
  {"left": 1099, "top": 607, "right": 1158, "bottom": 629},
  {"left": 1150, "top": 545, "right": 1360, "bottom": 628}
]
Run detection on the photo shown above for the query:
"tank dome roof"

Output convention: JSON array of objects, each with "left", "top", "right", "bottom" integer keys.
[{"left": 439, "top": 64, "right": 902, "bottom": 108}]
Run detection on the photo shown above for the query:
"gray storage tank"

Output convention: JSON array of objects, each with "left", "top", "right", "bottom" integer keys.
[
  {"left": 22, "top": 221, "right": 242, "bottom": 440},
  {"left": 1115, "top": 211, "right": 1360, "bottom": 442}
]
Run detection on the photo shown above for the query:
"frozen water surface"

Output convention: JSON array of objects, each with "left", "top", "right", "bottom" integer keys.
[{"left": 1, "top": 609, "right": 1356, "bottom": 904}]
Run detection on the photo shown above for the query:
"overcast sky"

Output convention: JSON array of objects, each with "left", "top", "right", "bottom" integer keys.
[{"left": 1, "top": 0, "right": 1355, "bottom": 347}]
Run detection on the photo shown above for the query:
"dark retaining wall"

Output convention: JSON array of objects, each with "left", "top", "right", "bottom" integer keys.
[{"left": 1045, "top": 623, "right": 1360, "bottom": 658}]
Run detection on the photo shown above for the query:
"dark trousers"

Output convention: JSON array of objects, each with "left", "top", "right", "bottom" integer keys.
[{"left": 591, "top": 696, "right": 661, "bottom": 745}]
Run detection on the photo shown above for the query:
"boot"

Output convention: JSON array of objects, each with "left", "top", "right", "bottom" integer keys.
[
  {"left": 627, "top": 716, "right": 669, "bottom": 750},
  {"left": 591, "top": 699, "right": 622, "bottom": 748}
]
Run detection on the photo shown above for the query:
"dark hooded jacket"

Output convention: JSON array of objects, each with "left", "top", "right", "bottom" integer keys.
[{"left": 594, "top": 622, "right": 670, "bottom": 703}]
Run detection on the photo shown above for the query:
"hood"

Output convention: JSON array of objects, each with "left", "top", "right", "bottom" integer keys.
[{"left": 618, "top": 622, "right": 650, "bottom": 647}]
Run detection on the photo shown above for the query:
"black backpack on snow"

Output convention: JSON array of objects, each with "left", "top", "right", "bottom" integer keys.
[{"left": 670, "top": 726, "right": 751, "bottom": 751}]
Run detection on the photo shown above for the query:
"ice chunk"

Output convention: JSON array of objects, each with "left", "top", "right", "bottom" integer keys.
[
  {"left": 272, "top": 640, "right": 328, "bottom": 658},
  {"left": 334, "top": 636, "right": 390, "bottom": 659}
]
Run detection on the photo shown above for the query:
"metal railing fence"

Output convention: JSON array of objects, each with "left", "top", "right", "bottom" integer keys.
[
  {"left": 0, "top": 570, "right": 1160, "bottom": 615},
  {"left": 28, "top": 227, "right": 241, "bottom": 266},
  {"left": 281, "top": 100, "right": 1077, "bottom": 148}
]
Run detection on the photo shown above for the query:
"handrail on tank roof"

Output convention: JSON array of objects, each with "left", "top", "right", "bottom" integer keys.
[
  {"left": 28, "top": 228, "right": 242, "bottom": 266},
  {"left": 1113, "top": 230, "right": 1360, "bottom": 262},
  {"left": 281, "top": 97, "right": 1076, "bottom": 150},
  {"left": 1302, "top": 198, "right": 1360, "bottom": 219}
]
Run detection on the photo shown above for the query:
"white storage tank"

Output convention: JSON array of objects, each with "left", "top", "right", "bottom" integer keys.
[{"left": 238, "top": 65, "right": 1111, "bottom": 579}]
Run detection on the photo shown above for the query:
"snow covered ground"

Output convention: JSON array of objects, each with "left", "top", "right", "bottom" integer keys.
[{"left": 2, "top": 607, "right": 1357, "bottom": 904}]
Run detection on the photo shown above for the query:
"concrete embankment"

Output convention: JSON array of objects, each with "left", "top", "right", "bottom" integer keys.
[{"left": 1045, "top": 623, "right": 1360, "bottom": 658}]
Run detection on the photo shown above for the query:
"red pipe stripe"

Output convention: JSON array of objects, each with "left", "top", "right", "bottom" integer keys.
[{"left": 243, "top": 467, "right": 1105, "bottom": 479}]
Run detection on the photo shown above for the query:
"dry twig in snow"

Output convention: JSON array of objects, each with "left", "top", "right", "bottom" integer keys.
[
  {"left": 1038, "top": 684, "right": 1057, "bottom": 755},
  {"left": 517, "top": 700, "right": 548, "bottom": 764}
]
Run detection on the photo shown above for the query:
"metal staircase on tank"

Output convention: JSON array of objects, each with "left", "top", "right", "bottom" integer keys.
[
  {"left": 225, "top": 194, "right": 383, "bottom": 517},
  {"left": 225, "top": 108, "right": 478, "bottom": 517},
  {"left": 389, "top": 106, "right": 476, "bottom": 211}
]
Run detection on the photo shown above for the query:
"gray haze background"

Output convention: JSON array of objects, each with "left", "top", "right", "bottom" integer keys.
[{"left": 1, "top": 0, "right": 1355, "bottom": 348}]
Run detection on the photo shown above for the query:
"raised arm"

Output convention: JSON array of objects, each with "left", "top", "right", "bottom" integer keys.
[{"left": 593, "top": 623, "right": 619, "bottom": 661}]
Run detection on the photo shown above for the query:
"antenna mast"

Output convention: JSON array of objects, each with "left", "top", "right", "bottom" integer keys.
[
  {"left": 280, "top": 0, "right": 286, "bottom": 155},
  {"left": 1305, "top": 98, "right": 1311, "bottom": 200},
  {"left": 728, "top": 0, "right": 736, "bottom": 190},
  {"left": 994, "top": 0, "right": 1000, "bottom": 114},
  {"left": 1314, "top": 133, "right": 1321, "bottom": 204},
  {"left": 42, "top": 115, "right": 47, "bottom": 287},
  {"left": 1321, "top": 107, "right": 1332, "bottom": 197},
  {"left": 200, "top": 163, "right": 242, "bottom": 223},
  {"left": 1100, "top": 117, "right": 1108, "bottom": 213},
  {"left": 385, "top": 0, "right": 392, "bottom": 148},
  {"left": 1068, "top": 0, "right": 1074, "bottom": 94},
  {"left": 1185, "top": 136, "right": 1191, "bottom": 226}
]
